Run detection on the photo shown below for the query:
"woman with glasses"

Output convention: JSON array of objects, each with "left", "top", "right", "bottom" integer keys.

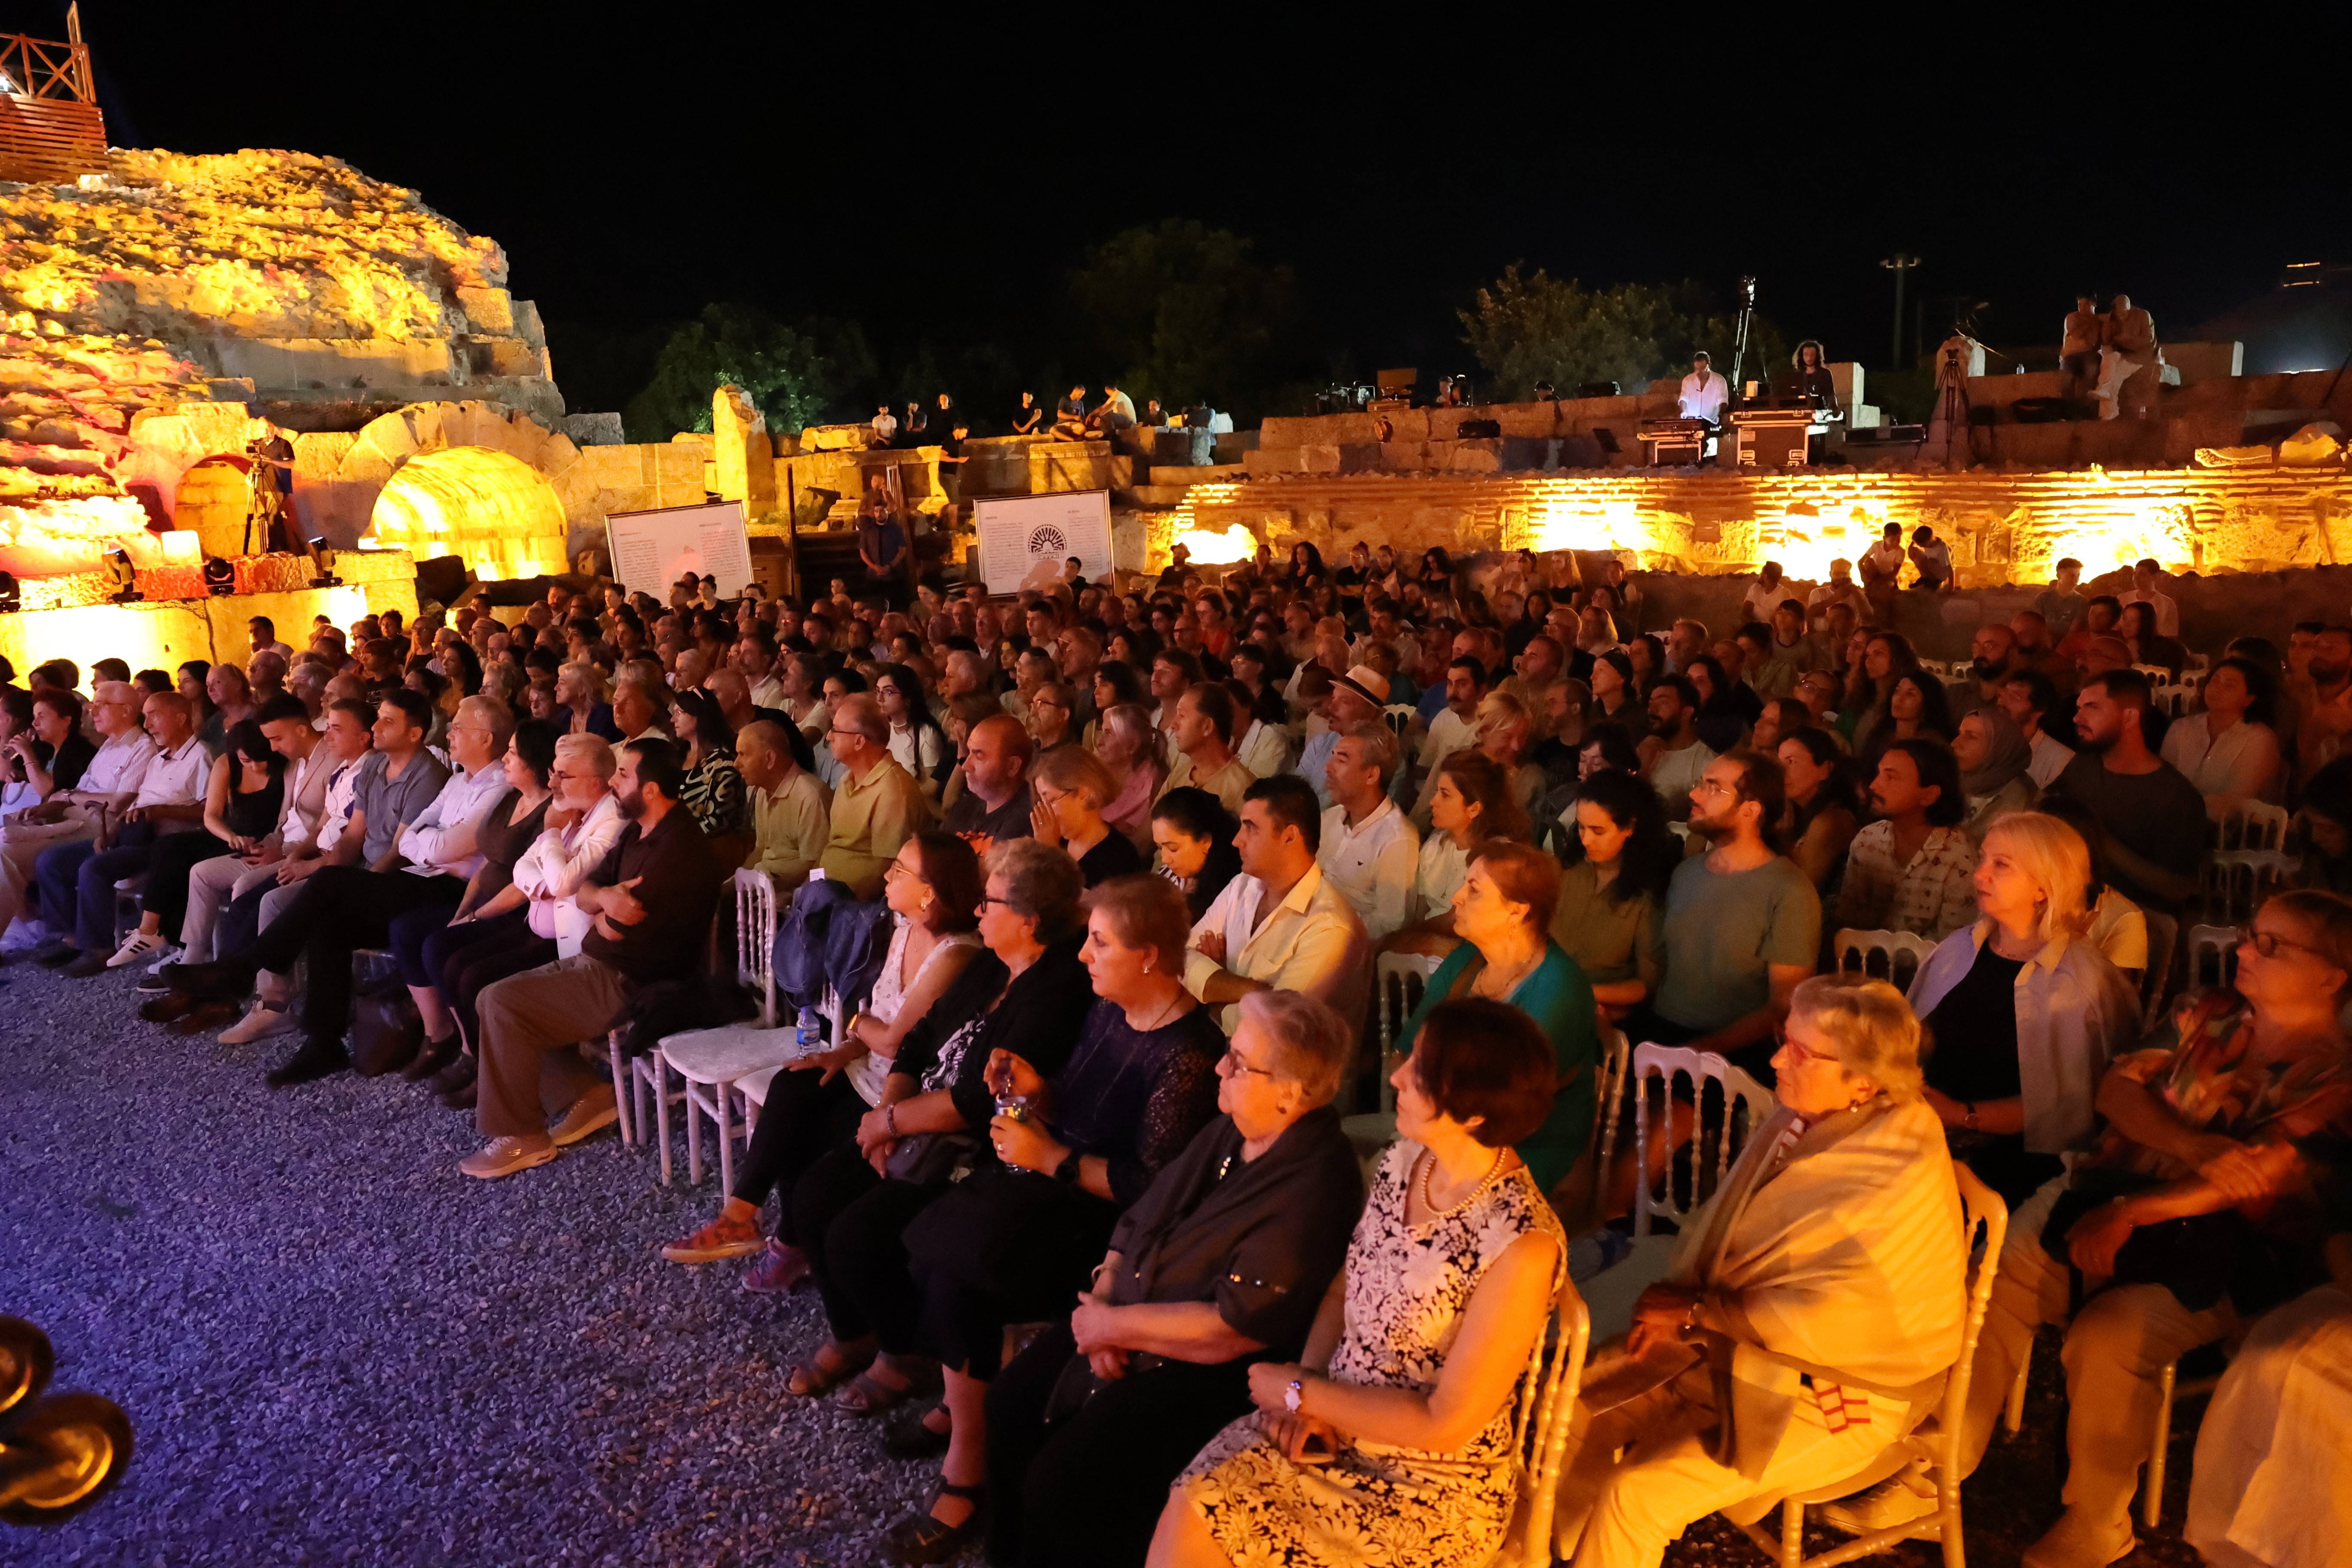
[
  {"left": 663, "top": 833, "right": 986, "bottom": 1280},
  {"left": 1905, "top": 810, "right": 2139, "bottom": 1207},
  {"left": 985, "top": 989, "right": 1363, "bottom": 1568},
  {"left": 1030, "top": 746, "right": 1144, "bottom": 886},
  {"left": 883, "top": 874, "right": 1224, "bottom": 1561},
  {"left": 1557, "top": 977, "right": 1967, "bottom": 1568},
  {"left": 778, "top": 841, "right": 1094, "bottom": 1417},
  {"left": 411, "top": 726, "right": 614, "bottom": 1102},
  {"left": 1153, "top": 997, "right": 1565, "bottom": 1568}
]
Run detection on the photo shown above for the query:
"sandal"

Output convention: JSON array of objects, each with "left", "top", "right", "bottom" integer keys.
[
  {"left": 881, "top": 1480, "right": 984, "bottom": 1565},
  {"left": 784, "top": 1341, "right": 874, "bottom": 1399},
  {"left": 882, "top": 1402, "right": 951, "bottom": 1460},
  {"left": 834, "top": 1358, "right": 933, "bottom": 1416}
]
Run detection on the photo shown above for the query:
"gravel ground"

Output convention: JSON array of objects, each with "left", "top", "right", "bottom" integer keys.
[{"left": 3, "top": 959, "right": 2212, "bottom": 1568}]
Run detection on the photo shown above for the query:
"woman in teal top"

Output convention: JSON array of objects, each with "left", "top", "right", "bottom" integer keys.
[{"left": 1395, "top": 839, "right": 1599, "bottom": 1195}]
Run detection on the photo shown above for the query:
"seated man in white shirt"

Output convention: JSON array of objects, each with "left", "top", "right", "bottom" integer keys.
[
  {"left": 34, "top": 689, "right": 207, "bottom": 972},
  {"left": 1676, "top": 350, "right": 1730, "bottom": 426},
  {"left": 1183, "top": 773, "right": 1371, "bottom": 1034},
  {"left": 1998, "top": 670, "right": 2075, "bottom": 788},
  {"left": 1317, "top": 722, "right": 1420, "bottom": 942},
  {"left": 0, "top": 679, "right": 154, "bottom": 948},
  {"left": 2119, "top": 557, "right": 2181, "bottom": 639}
]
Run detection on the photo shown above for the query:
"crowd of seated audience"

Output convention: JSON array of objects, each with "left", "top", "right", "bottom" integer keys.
[{"left": 3, "top": 541, "right": 2350, "bottom": 1568}]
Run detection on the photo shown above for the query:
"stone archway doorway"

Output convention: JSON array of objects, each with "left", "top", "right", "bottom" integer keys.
[{"left": 366, "top": 446, "right": 568, "bottom": 581}]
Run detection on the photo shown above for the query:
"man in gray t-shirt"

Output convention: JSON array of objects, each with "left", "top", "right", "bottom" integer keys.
[
  {"left": 351, "top": 741, "right": 451, "bottom": 866},
  {"left": 1645, "top": 750, "right": 1822, "bottom": 1081}
]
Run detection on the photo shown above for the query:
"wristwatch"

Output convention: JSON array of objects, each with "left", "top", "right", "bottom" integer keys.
[
  {"left": 1961, "top": 1101, "right": 1981, "bottom": 1131},
  {"left": 1053, "top": 1149, "right": 1084, "bottom": 1185},
  {"left": 1284, "top": 1377, "right": 1305, "bottom": 1414}
]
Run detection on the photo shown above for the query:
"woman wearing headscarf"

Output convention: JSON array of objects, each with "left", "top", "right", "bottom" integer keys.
[{"left": 1951, "top": 707, "right": 2038, "bottom": 847}]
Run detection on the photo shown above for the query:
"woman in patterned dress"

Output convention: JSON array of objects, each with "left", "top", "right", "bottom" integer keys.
[{"left": 1148, "top": 998, "right": 1568, "bottom": 1568}]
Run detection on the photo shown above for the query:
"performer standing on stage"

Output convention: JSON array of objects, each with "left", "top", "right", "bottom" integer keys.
[{"left": 1676, "top": 351, "right": 1730, "bottom": 426}]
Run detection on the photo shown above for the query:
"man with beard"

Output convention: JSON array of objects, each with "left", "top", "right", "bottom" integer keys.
[
  {"left": 1638, "top": 674, "right": 1716, "bottom": 822},
  {"left": 2005, "top": 608, "right": 2075, "bottom": 688},
  {"left": 457, "top": 738, "right": 729, "bottom": 1179},
  {"left": 1948, "top": 622, "right": 2024, "bottom": 714},
  {"left": 1999, "top": 670, "right": 2076, "bottom": 787},
  {"left": 2295, "top": 625, "right": 2352, "bottom": 786},
  {"left": 2055, "top": 594, "right": 2122, "bottom": 664},
  {"left": 2045, "top": 669, "right": 2205, "bottom": 912},
  {"left": 1634, "top": 750, "right": 1819, "bottom": 1081}
]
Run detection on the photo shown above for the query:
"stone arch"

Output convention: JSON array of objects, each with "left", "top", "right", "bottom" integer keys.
[
  {"left": 175, "top": 455, "right": 259, "bottom": 558},
  {"left": 367, "top": 447, "right": 568, "bottom": 581}
]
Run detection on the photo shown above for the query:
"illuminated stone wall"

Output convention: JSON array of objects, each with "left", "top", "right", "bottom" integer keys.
[{"left": 1163, "top": 467, "right": 2352, "bottom": 586}]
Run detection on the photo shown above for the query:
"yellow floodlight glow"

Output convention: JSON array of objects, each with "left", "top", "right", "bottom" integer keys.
[
  {"left": 1173, "top": 524, "right": 1255, "bottom": 564},
  {"left": 366, "top": 446, "right": 566, "bottom": 578}
]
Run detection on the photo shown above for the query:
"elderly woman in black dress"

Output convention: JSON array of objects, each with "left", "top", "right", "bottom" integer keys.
[
  {"left": 880, "top": 873, "right": 1230, "bottom": 1562},
  {"left": 985, "top": 986, "right": 1366, "bottom": 1568},
  {"left": 778, "top": 840, "right": 1096, "bottom": 1415}
]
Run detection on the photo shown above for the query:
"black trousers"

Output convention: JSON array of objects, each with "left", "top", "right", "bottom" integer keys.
[
  {"left": 141, "top": 828, "right": 229, "bottom": 943},
  {"left": 790, "top": 1140, "right": 943, "bottom": 1349},
  {"left": 732, "top": 1066, "right": 866, "bottom": 1209},
  {"left": 985, "top": 1321, "right": 1253, "bottom": 1568},
  {"left": 904, "top": 1163, "right": 1118, "bottom": 1378},
  {"left": 249, "top": 865, "right": 464, "bottom": 1041}
]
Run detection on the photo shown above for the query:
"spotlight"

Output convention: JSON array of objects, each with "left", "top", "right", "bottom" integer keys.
[
  {"left": 0, "top": 1317, "right": 133, "bottom": 1525},
  {"left": 201, "top": 557, "right": 236, "bottom": 596}
]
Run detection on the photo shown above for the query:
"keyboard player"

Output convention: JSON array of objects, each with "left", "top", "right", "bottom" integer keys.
[{"left": 1676, "top": 351, "right": 1730, "bottom": 426}]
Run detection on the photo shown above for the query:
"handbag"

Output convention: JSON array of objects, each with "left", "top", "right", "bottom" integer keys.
[
  {"left": 349, "top": 987, "right": 424, "bottom": 1077},
  {"left": 883, "top": 1130, "right": 975, "bottom": 1186}
]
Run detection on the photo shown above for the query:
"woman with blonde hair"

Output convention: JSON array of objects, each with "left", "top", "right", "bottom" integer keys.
[
  {"left": 1473, "top": 689, "right": 1545, "bottom": 821},
  {"left": 1030, "top": 744, "right": 1145, "bottom": 885},
  {"left": 554, "top": 659, "right": 619, "bottom": 741},
  {"left": 1905, "top": 810, "right": 2139, "bottom": 1205},
  {"left": 1558, "top": 974, "right": 1966, "bottom": 1568}
]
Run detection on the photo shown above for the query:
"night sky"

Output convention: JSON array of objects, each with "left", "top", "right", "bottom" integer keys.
[{"left": 27, "top": 5, "right": 2348, "bottom": 415}]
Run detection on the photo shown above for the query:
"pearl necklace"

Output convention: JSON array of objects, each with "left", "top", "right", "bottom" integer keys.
[{"left": 1416, "top": 1146, "right": 1506, "bottom": 1219}]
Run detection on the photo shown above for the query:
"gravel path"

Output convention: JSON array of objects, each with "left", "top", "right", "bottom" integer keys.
[{"left": 2, "top": 959, "right": 2211, "bottom": 1568}]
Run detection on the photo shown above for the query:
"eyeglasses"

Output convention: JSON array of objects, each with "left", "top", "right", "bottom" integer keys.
[
  {"left": 1774, "top": 1029, "right": 1841, "bottom": 1068},
  {"left": 2247, "top": 927, "right": 2325, "bottom": 960},
  {"left": 1219, "top": 1047, "right": 1277, "bottom": 1080}
]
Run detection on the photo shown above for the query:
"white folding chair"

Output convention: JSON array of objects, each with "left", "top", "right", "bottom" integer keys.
[
  {"left": 645, "top": 870, "right": 815, "bottom": 1189},
  {"left": 2186, "top": 923, "right": 2242, "bottom": 991},
  {"left": 2131, "top": 663, "right": 2174, "bottom": 685},
  {"left": 2200, "top": 849, "right": 2294, "bottom": 926},
  {"left": 1751, "top": 1162, "right": 2008, "bottom": 1568},
  {"left": 2213, "top": 800, "right": 2290, "bottom": 854},
  {"left": 2183, "top": 652, "right": 2211, "bottom": 674},
  {"left": 2138, "top": 910, "right": 2177, "bottom": 1031},
  {"left": 1914, "top": 658, "right": 1950, "bottom": 681},
  {"left": 1832, "top": 927, "right": 1939, "bottom": 993},
  {"left": 1342, "top": 950, "right": 1445, "bottom": 1162},
  {"left": 1494, "top": 1285, "right": 1591, "bottom": 1568},
  {"left": 1580, "top": 1045, "right": 1773, "bottom": 1341},
  {"left": 1588, "top": 1026, "right": 1632, "bottom": 1190},
  {"left": 2150, "top": 683, "right": 2196, "bottom": 719}
]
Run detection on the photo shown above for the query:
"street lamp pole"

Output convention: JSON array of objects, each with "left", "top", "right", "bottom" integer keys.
[{"left": 1881, "top": 254, "right": 1922, "bottom": 370}]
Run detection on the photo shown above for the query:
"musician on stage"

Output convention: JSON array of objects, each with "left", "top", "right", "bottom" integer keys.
[
  {"left": 1790, "top": 340, "right": 1841, "bottom": 414},
  {"left": 1676, "top": 351, "right": 1730, "bottom": 426}
]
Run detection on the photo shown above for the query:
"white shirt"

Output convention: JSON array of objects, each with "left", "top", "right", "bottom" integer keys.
[
  {"left": 2026, "top": 729, "right": 2073, "bottom": 789},
  {"left": 308, "top": 755, "right": 364, "bottom": 853},
  {"left": 1236, "top": 718, "right": 1294, "bottom": 779},
  {"left": 1413, "top": 832, "right": 1470, "bottom": 922},
  {"left": 1742, "top": 580, "right": 1791, "bottom": 625},
  {"left": 276, "top": 742, "right": 338, "bottom": 845},
  {"left": 2120, "top": 588, "right": 2180, "bottom": 639},
  {"left": 1183, "top": 863, "right": 1371, "bottom": 1035},
  {"left": 71, "top": 729, "right": 155, "bottom": 803},
  {"left": 512, "top": 792, "right": 628, "bottom": 956},
  {"left": 2159, "top": 713, "right": 2282, "bottom": 815},
  {"left": 1648, "top": 738, "right": 1718, "bottom": 813},
  {"left": 251, "top": 640, "right": 295, "bottom": 662},
  {"left": 1678, "top": 369, "right": 1730, "bottom": 422},
  {"left": 396, "top": 762, "right": 515, "bottom": 879},
  {"left": 132, "top": 736, "right": 208, "bottom": 809},
  {"left": 748, "top": 674, "right": 787, "bottom": 709},
  {"left": 1317, "top": 797, "right": 1421, "bottom": 941},
  {"left": 1416, "top": 705, "right": 1479, "bottom": 771}
]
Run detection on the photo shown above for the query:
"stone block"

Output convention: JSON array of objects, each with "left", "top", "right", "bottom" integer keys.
[
  {"left": 1498, "top": 437, "right": 1554, "bottom": 470},
  {"left": 559, "top": 411, "right": 623, "bottom": 447},
  {"left": 1336, "top": 442, "right": 1383, "bottom": 475},
  {"left": 1380, "top": 441, "right": 1430, "bottom": 472},
  {"left": 1447, "top": 442, "right": 1504, "bottom": 474},
  {"left": 1212, "top": 431, "right": 1258, "bottom": 462},
  {"left": 512, "top": 298, "right": 547, "bottom": 351},
  {"left": 456, "top": 287, "right": 517, "bottom": 334},
  {"left": 1030, "top": 442, "right": 1115, "bottom": 493},
  {"left": 1242, "top": 446, "right": 1306, "bottom": 476},
  {"left": 1147, "top": 464, "right": 1247, "bottom": 486},
  {"left": 1298, "top": 445, "right": 1344, "bottom": 475}
]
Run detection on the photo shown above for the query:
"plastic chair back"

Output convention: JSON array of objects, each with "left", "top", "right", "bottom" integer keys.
[
  {"left": 1832, "top": 926, "right": 1938, "bottom": 992},
  {"left": 2187, "top": 923, "right": 2242, "bottom": 990},
  {"left": 1629, "top": 1044, "right": 1775, "bottom": 1238},
  {"left": 2214, "top": 800, "right": 2290, "bottom": 854},
  {"left": 2200, "top": 849, "right": 2294, "bottom": 925},
  {"left": 734, "top": 869, "right": 778, "bottom": 1027},
  {"left": 1498, "top": 1285, "right": 1590, "bottom": 1568},
  {"left": 1372, "top": 951, "right": 1443, "bottom": 1110}
]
